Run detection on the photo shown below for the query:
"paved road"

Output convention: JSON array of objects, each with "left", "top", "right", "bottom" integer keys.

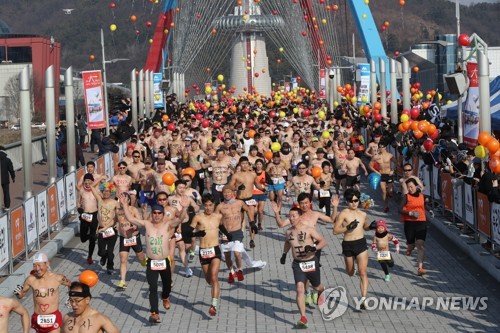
[{"left": 6, "top": 180, "right": 500, "bottom": 332}]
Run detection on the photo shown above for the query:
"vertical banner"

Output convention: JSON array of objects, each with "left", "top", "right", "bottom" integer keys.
[
  {"left": 464, "top": 184, "right": 474, "bottom": 226},
  {"left": 36, "top": 191, "right": 48, "bottom": 236},
  {"left": 65, "top": 172, "right": 77, "bottom": 212},
  {"left": 24, "top": 197, "right": 37, "bottom": 245},
  {"left": 463, "top": 62, "right": 479, "bottom": 149},
  {"left": 432, "top": 167, "right": 441, "bottom": 200},
  {"left": 0, "top": 215, "right": 9, "bottom": 270},
  {"left": 77, "top": 168, "right": 85, "bottom": 186},
  {"left": 56, "top": 178, "right": 67, "bottom": 218},
  {"left": 104, "top": 153, "right": 112, "bottom": 179},
  {"left": 153, "top": 73, "right": 164, "bottom": 109},
  {"left": 417, "top": 160, "right": 431, "bottom": 196},
  {"left": 476, "top": 193, "right": 491, "bottom": 238},
  {"left": 357, "top": 63, "right": 370, "bottom": 104},
  {"left": 453, "top": 181, "right": 464, "bottom": 220},
  {"left": 97, "top": 157, "right": 105, "bottom": 175},
  {"left": 441, "top": 173, "right": 453, "bottom": 210},
  {"left": 82, "top": 70, "right": 106, "bottom": 130},
  {"left": 491, "top": 202, "right": 500, "bottom": 245},
  {"left": 113, "top": 152, "right": 120, "bottom": 175},
  {"left": 10, "top": 207, "right": 24, "bottom": 258},
  {"left": 47, "top": 185, "right": 59, "bottom": 226},
  {"left": 319, "top": 69, "right": 326, "bottom": 98}
]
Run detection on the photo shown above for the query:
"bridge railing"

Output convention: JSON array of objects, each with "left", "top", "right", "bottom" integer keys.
[
  {"left": 4, "top": 135, "right": 48, "bottom": 171},
  {"left": 0, "top": 141, "right": 128, "bottom": 276}
]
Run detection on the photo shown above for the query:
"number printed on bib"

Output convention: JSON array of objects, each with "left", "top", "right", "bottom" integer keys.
[
  {"left": 151, "top": 259, "right": 167, "bottom": 270},
  {"left": 245, "top": 199, "right": 257, "bottom": 206},
  {"left": 299, "top": 260, "right": 316, "bottom": 272},
  {"left": 124, "top": 236, "right": 137, "bottom": 246},
  {"left": 327, "top": 154, "right": 334, "bottom": 159},
  {"left": 200, "top": 247, "right": 216, "bottom": 259},
  {"left": 377, "top": 251, "right": 392, "bottom": 261},
  {"left": 102, "top": 227, "right": 115, "bottom": 238},
  {"left": 171, "top": 157, "right": 178, "bottom": 163},
  {"left": 338, "top": 169, "right": 347, "bottom": 176},
  {"left": 37, "top": 314, "right": 56, "bottom": 328},
  {"left": 174, "top": 233, "right": 182, "bottom": 241},
  {"left": 81, "top": 213, "right": 93, "bottom": 222},
  {"left": 319, "top": 190, "right": 331, "bottom": 198}
]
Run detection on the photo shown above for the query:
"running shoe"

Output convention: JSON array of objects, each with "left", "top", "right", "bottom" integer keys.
[
  {"left": 249, "top": 240, "right": 255, "bottom": 249},
  {"left": 148, "top": 312, "right": 161, "bottom": 324},
  {"left": 296, "top": 316, "right": 308, "bottom": 329},
  {"left": 305, "top": 293, "right": 312, "bottom": 306},
  {"left": 417, "top": 268, "right": 427, "bottom": 276},
  {"left": 117, "top": 280, "right": 127, "bottom": 289},
  {"left": 406, "top": 248, "right": 413, "bottom": 256},
  {"left": 236, "top": 270, "right": 244, "bottom": 282},
  {"left": 86, "top": 257, "right": 93, "bottom": 265},
  {"left": 163, "top": 297, "right": 171, "bottom": 310},
  {"left": 100, "top": 256, "right": 107, "bottom": 266},
  {"left": 385, "top": 274, "right": 391, "bottom": 282},
  {"left": 208, "top": 305, "right": 217, "bottom": 316},
  {"left": 312, "top": 292, "right": 318, "bottom": 305},
  {"left": 185, "top": 267, "right": 193, "bottom": 278},
  {"left": 228, "top": 272, "right": 235, "bottom": 283},
  {"left": 360, "top": 301, "right": 367, "bottom": 310},
  {"left": 188, "top": 251, "right": 195, "bottom": 263}
]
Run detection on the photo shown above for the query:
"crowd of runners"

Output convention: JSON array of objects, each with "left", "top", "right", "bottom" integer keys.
[{"left": 5, "top": 92, "right": 463, "bottom": 332}]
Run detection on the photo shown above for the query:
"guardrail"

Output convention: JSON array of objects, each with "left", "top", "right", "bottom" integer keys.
[
  {"left": 0, "top": 141, "right": 127, "bottom": 276},
  {"left": 4, "top": 135, "right": 47, "bottom": 171}
]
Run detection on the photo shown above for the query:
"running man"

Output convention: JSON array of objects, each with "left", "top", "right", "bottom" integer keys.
[{"left": 0, "top": 296, "right": 30, "bottom": 333}]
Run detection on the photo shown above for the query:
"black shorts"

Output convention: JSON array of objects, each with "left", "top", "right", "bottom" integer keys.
[
  {"left": 292, "top": 257, "right": 321, "bottom": 288},
  {"left": 181, "top": 222, "right": 193, "bottom": 244},
  {"left": 404, "top": 221, "right": 427, "bottom": 244},
  {"left": 199, "top": 245, "right": 222, "bottom": 265},
  {"left": 334, "top": 169, "right": 347, "bottom": 180},
  {"left": 381, "top": 173, "right": 393, "bottom": 183},
  {"left": 346, "top": 175, "right": 360, "bottom": 187},
  {"left": 119, "top": 235, "right": 143, "bottom": 253},
  {"left": 228, "top": 229, "right": 244, "bottom": 242},
  {"left": 342, "top": 237, "right": 368, "bottom": 257}
]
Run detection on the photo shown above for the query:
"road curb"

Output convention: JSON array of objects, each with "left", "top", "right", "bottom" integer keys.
[
  {"left": 0, "top": 217, "right": 79, "bottom": 297},
  {"left": 429, "top": 216, "right": 500, "bottom": 283}
]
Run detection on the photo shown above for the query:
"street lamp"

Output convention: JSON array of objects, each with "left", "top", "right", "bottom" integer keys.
[{"left": 101, "top": 28, "right": 129, "bottom": 136}]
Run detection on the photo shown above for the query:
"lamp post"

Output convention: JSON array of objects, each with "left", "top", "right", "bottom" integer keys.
[{"left": 101, "top": 28, "right": 129, "bottom": 136}]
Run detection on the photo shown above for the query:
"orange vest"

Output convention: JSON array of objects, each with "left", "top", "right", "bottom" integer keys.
[
  {"left": 253, "top": 171, "right": 266, "bottom": 195},
  {"left": 351, "top": 136, "right": 364, "bottom": 152},
  {"left": 402, "top": 193, "right": 426, "bottom": 222}
]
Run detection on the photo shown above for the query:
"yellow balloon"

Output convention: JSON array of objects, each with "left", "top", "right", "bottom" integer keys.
[
  {"left": 279, "top": 111, "right": 286, "bottom": 118},
  {"left": 279, "top": 47, "right": 284, "bottom": 52},
  {"left": 447, "top": 100, "right": 452, "bottom": 104},
  {"left": 400, "top": 114, "right": 409, "bottom": 122},
  {"left": 426, "top": 94, "right": 432, "bottom": 100},
  {"left": 322, "top": 131, "right": 330, "bottom": 139},
  {"left": 168, "top": 184, "right": 175, "bottom": 194},
  {"left": 148, "top": 38, "right": 153, "bottom": 44},
  {"left": 474, "top": 145, "right": 487, "bottom": 159},
  {"left": 242, "top": 15, "right": 247, "bottom": 20},
  {"left": 351, "top": 97, "right": 357, "bottom": 104},
  {"left": 361, "top": 96, "right": 367, "bottom": 103},
  {"left": 164, "top": 29, "right": 169, "bottom": 34},
  {"left": 438, "top": 93, "right": 442, "bottom": 101},
  {"left": 110, "top": 24, "right": 117, "bottom": 31},
  {"left": 217, "top": 74, "right": 224, "bottom": 82},
  {"left": 333, "top": 101, "right": 339, "bottom": 107},
  {"left": 318, "top": 111, "right": 326, "bottom": 119},
  {"left": 246, "top": 66, "right": 251, "bottom": 70},
  {"left": 271, "top": 142, "right": 281, "bottom": 152},
  {"left": 221, "top": 84, "right": 226, "bottom": 89},
  {"left": 205, "top": 101, "right": 211, "bottom": 107},
  {"left": 321, "top": 19, "right": 327, "bottom": 24},
  {"left": 155, "top": 95, "right": 161, "bottom": 101},
  {"left": 362, "top": 14, "right": 367, "bottom": 19},
  {"left": 293, "top": 107, "right": 298, "bottom": 114},
  {"left": 205, "top": 86, "right": 212, "bottom": 94},
  {"left": 364, "top": 0, "right": 369, "bottom": 4}
]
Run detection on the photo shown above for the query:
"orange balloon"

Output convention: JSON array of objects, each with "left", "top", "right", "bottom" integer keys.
[
  {"left": 89, "top": 55, "right": 95, "bottom": 61},
  {"left": 398, "top": 123, "right": 406, "bottom": 132},
  {"left": 264, "top": 151, "right": 273, "bottom": 161},
  {"left": 427, "top": 124, "right": 437, "bottom": 135},
  {"left": 478, "top": 132, "right": 493, "bottom": 146},
  {"left": 130, "top": 15, "right": 137, "bottom": 21},
  {"left": 413, "top": 66, "right": 419, "bottom": 73},
  {"left": 79, "top": 270, "right": 99, "bottom": 287},
  {"left": 363, "top": 105, "right": 370, "bottom": 113},
  {"left": 373, "top": 102, "right": 382, "bottom": 110},
  {"left": 162, "top": 173, "right": 175, "bottom": 186},
  {"left": 312, "top": 166, "right": 322, "bottom": 178},
  {"left": 248, "top": 129, "right": 256, "bottom": 138},
  {"left": 417, "top": 121, "right": 429, "bottom": 133},
  {"left": 162, "top": 115, "right": 169, "bottom": 122},
  {"left": 410, "top": 121, "right": 420, "bottom": 132},
  {"left": 402, "top": 121, "right": 411, "bottom": 131},
  {"left": 344, "top": 84, "right": 352, "bottom": 91},
  {"left": 485, "top": 139, "right": 500, "bottom": 154},
  {"left": 489, "top": 156, "right": 500, "bottom": 174},
  {"left": 413, "top": 130, "right": 424, "bottom": 139},
  {"left": 182, "top": 168, "right": 196, "bottom": 179}
]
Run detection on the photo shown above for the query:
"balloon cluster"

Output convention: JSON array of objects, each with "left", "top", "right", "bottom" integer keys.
[
  {"left": 477, "top": 132, "right": 500, "bottom": 173},
  {"left": 398, "top": 116, "right": 438, "bottom": 141}
]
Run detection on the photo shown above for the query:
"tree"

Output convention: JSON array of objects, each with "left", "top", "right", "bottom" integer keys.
[{"left": 4, "top": 75, "right": 20, "bottom": 123}]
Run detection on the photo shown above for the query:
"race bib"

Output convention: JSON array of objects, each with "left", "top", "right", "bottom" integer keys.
[
  {"left": 319, "top": 190, "right": 330, "bottom": 198},
  {"left": 299, "top": 260, "right": 316, "bottom": 272},
  {"left": 199, "top": 172, "right": 205, "bottom": 179},
  {"left": 102, "top": 227, "right": 115, "bottom": 238},
  {"left": 144, "top": 192, "right": 155, "bottom": 199},
  {"left": 327, "top": 154, "right": 334, "bottom": 159},
  {"left": 272, "top": 178, "right": 280, "bottom": 185},
  {"left": 200, "top": 247, "right": 216, "bottom": 259},
  {"left": 208, "top": 167, "right": 213, "bottom": 172},
  {"left": 282, "top": 169, "right": 288, "bottom": 176},
  {"left": 151, "top": 259, "right": 167, "bottom": 270},
  {"left": 353, "top": 143, "right": 360, "bottom": 149},
  {"left": 215, "top": 184, "right": 224, "bottom": 192},
  {"left": 293, "top": 159, "right": 302, "bottom": 166},
  {"left": 37, "top": 314, "right": 56, "bottom": 328},
  {"left": 174, "top": 233, "right": 183, "bottom": 241},
  {"left": 171, "top": 157, "right": 178, "bottom": 163},
  {"left": 338, "top": 169, "right": 347, "bottom": 176},
  {"left": 124, "top": 236, "right": 137, "bottom": 246},
  {"left": 81, "top": 213, "right": 93, "bottom": 222},
  {"left": 377, "top": 251, "right": 392, "bottom": 261},
  {"left": 245, "top": 199, "right": 257, "bottom": 206}
]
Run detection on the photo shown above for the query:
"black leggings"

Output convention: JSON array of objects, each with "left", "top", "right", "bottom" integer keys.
[
  {"left": 318, "top": 196, "right": 331, "bottom": 216},
  {"left": 146, "top": 259, "right": 172, "bottom": 313},
  {"left": 379, "top": 259, "right": 394, "bottom": 275},
  {"left": 97, "top": 233, "right": 117, "bottom": 270},
  {"left": 79, "top": 213, "right": 98, "bottom": 257}
]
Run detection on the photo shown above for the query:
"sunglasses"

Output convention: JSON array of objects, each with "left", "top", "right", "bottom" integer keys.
[
  {"left": 348, "top": 199, "right": 360, "bottom": 203},
  {"left": 404, "top": 169, "right": 412, "bottom": 172},
  {"left": 133, "top": 156, "right": 140, "bottom": 158},
  {"left": 157, "top": 198, "right": 168, "bottom": 202},
  {"left": 298, "top": 167, "right": 307, "bottom": 170},
  {"left": 152, "top": 211, "right": 163, "bottom": 215},
  {"left": 119, "top": 167, "right": 127, "bottom": 169}
]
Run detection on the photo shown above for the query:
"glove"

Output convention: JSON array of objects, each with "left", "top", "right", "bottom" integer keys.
[
  {"left": 237, "top": 184, "right": 246, "bottom": 191},
  {"left": 65, "top": 296, "right": 72, "bottom": 309},
  {"left": 193, "top": 230, "right": 206, "bottom": 238},
  {"left": 304, "top": 245, "right": 317, "bottom": 253},
  {"left": 319, "top": 181, "right": 325, "bottom": 187},
  {"left": 371, "top": 243, "right": 377, "bottom": 252},
  {"left": 346, "top": 220, "right": 359, "bottom": 231},
  {"left": 280, "top": 253, "right": 287, "bottom": 265},
  {"left": 392, "top": 236, "right": 400, "bottom": 254},
  {"left": 368, "top": 220, "right": 377, "bottom": 230},
  {"left": 13, "top": 285, "right": 23, "bottom": 296},
  {"left": 250, "top": 222, "right": 258, "bottom": 234},
  {"left": 78, "top": 207, "right": 84, "bottom": 215},
  {"left": 219, "top": 225, "right": 232, "bottom": 242}
]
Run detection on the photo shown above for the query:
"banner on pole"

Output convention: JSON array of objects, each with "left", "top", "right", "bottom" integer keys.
[
  {"left": 319, "top": 69, "right": 326, "bottom": 97},
  {"left": 10, "top": 207, "right": 24, "bottom": 258},
  {"left": 463, "top": 62, "right": 479, "bottom": 149},
  {"left": 464, "top": 183, "right": 474, "bottom": 226},
  {"left": 357, "top": 63, "right": 370, "bottom": 104},
  {"left": 82, "top": 70, "right": 106, "bottom": 129},
  {"left": 0, "top": 215, "right": 9, "bottom": 270},
  {"left": 491, "top": 202, "right": 500, "bottom": 245},
  {"left": 153, "top": 73, "right": 164, "bottom": 109},
  {"left": 24, "top": 197, "right": 37, "bottom": 245},
  {"left": 476, "top": 193, "right": 490, "bottom": 238},
  {"left": 37, "top": 191, "right": 48, "bottom": 236}
]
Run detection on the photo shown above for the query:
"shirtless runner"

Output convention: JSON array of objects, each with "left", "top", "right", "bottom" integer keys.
[
  {"left": 78, "top": 174, "right": 99, "bottom": 265},
  {"left": 14, "top": 253, "right": 72, "bottom": 333},
  {"left": 369, "top": 142, "right": 396, "bottom": 212},
  {"left": 343, "top": 149, "right": 368, "bottom": 191},
  {"left": 0, "top": 296, "right": 30, "bottom": 333}
]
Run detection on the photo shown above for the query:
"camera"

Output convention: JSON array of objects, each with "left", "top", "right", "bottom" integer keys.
[{"left": 329, "top": 69, "right": 334, "bottom": 79}]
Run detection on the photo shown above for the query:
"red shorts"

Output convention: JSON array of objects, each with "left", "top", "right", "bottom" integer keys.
[{"left": 31, "top": 310, "right": 63, "bottom": 333}]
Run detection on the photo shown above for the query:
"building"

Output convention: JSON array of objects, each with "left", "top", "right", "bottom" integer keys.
[{"left": 0, "top": 19, "right": 61, "bottom": 123}]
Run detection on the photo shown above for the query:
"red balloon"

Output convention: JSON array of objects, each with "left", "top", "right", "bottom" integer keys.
[
  {"left": 254, "top": 73, "right": 259, "bottom": 78},
  {"left": 365, "top": 112, "right": 372, "bottom": 119},
  {"left": 303, "top": 110, "right": 311, "bottom": 117},
  {"left": 201, "top": 120, "right": 210, "bottom": 128},
  {"left": 423, "top": 139, "right": 434, "bottom": 152},
  {"left": 395, "top": 51, "right": 400, "bottom": 56},
  {"left": 374, "top": 113, "right": 383, "bottom": 122},
  {"left": 458, "top": 34, "right": 471, "bottom": 47},
  {"left": 381, "top": 26, "right": 386, "bottom": 31},
  {"left": 110, "top": 2, "right": 116, "bottom": 9},
  {"left": 402, "top": 109, "right": 410, "bottom": 116},
  {"left": 146, "top": 21, "right": 152, "bottom": 27},
  {"left": 302, "top": 31, "right": 307, "bottom": 37},
  {"left": 269, "top": 111, "right": 276, "bottom": 118},
  {"left": 213, "top": 122, "right": 221, "bottom": 129},
  {"left": 489, "top": 156, "right": 500, "bottom": 174},
  {"left": 195, "top": 114, "right": 203, "bottom": 120},
  {"left": 297, "top": 76, "right": 301, "bottom": 83},
  {"left": 410, "top": 107, "right": 420, "bottom": 120},
  {"left": 167, "top": 123, "right": 176, "bottom": 131},
  {"left": 429, "top": 130, "right": 439, "bottom": 140}
]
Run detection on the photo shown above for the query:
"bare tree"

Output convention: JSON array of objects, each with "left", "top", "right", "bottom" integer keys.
[{"left": 4, "top": 75, "right": 20, "bottom": 123}]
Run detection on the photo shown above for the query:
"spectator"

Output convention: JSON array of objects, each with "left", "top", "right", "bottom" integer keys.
[
  {"left": 77, "top": 114, "right": 87, "bottom": 147},
  {"left": 0, "top": 146, "right": 15, "bottom": 210},
  {"left": 90, "top": 129, "right": 102, "bottom": 153}
]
